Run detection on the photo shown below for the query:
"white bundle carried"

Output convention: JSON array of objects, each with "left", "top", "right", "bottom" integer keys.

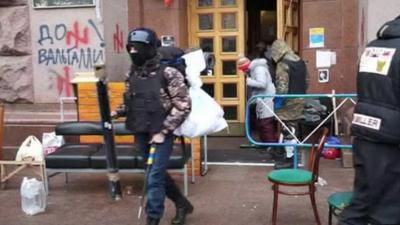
[{"left": 174, "top": 49, "right": 228, "bottom": 138}]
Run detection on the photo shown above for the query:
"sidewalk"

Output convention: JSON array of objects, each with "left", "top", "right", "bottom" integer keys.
[{"left": 0, "top": 160, "right": 353, "bottom": 225}]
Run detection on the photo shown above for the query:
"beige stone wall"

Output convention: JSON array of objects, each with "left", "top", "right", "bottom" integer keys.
[{"left": 0, "top": 0, "right": 33, "bottom": 103}]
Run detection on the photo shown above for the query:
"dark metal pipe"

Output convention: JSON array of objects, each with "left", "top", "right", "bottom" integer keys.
[{"left": 96, "top": 79, "right": 122, "bottom": 201}]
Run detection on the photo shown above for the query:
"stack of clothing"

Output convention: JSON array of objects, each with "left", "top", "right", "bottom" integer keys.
[{"left": 304, "top": 99, "right": 328, "bottom": 122}]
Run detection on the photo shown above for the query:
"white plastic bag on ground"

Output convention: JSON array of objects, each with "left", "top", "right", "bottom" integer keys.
[
  {"left": 42, "top": 132, "right": 64, "bottom": 155},
  {"left": 174, "top": 87, "right": 228, "bottom": 138},
  {"left": 15, "top": 136, "right": 44, "bottom": 162},
  {"left": 20, "top": 177, "right": 47, "bottom": 215}
]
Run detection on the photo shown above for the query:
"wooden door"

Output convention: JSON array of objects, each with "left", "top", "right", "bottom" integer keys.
[
  {"left": 188, "top": 0, "right": 245, "bottom": 135},
  {"left": 277, "top": 0, "right": 300, "bottom": 52}
]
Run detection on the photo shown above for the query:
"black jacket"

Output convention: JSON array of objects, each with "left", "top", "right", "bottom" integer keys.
[{"left": 352, "top": 17, "right": 400, "bottom": 144}]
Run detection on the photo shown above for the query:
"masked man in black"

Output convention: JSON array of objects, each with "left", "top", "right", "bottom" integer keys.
[
  {"left": 339, "top": 16, "right": 400, "bottom": 225},
  {"left": 113, "top": 28, "right": 193, "bottom": 225}
]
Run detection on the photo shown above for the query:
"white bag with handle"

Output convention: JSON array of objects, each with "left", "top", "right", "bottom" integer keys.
[
  {"left": 174, "top": 49, "right": 228, "bottom": 138},
  {"left": 174, "top": 87, "right": 228, "bottom": 138},
  {"left": 42, "top": 132, "right": 64, "bottom": 155},
  {"left": 15, "top": 136, "right": 44, "bottom": 162}
]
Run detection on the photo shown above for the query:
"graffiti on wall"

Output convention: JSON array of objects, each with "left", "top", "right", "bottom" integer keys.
[
  {"left": 37, "top": 19, "right": 105, "bottom": 70},
  {"left": 35, "top": 18, "right": 126, "bottom": 100},
  {"left": 113, "top": 24, "right": 124, "bottom": 53}
]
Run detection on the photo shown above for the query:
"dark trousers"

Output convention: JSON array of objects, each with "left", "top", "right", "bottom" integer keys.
[
  {"left": 135, "top": 133, "right": 186, "bottom": 219},
  {"left": 257, "top": 117, "right": 277, "bottom": 142},
  {"left": 339, "top": 137, "right": 400, "bottom": 225}
]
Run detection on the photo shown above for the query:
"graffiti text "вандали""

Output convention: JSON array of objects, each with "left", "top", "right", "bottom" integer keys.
[{"left": 38, "top": 47, "right": 104, "bottom": 69}]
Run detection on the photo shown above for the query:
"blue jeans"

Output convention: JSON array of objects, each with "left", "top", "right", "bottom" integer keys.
[{"left": 135, "top": 133, "right": 185, "bottom": 219}]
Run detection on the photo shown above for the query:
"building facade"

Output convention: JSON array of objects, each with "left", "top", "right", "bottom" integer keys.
[{"left": 1, "top": 0, "right": 399, "bottom": 131}]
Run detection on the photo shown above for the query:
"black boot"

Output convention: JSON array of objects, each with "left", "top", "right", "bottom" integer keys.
[
  {"left": 171, "top": 198, "right": 194, "bottom": 225},
  {"left": 147, "top": 217, "right": 160, "bottom": 225}
]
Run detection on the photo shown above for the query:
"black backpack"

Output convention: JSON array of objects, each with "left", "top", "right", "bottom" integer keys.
[
  {"left": 158, "top": 46, "right": 188, "bottom": 85},
  {"left": 266, "top": 58, "right": 277, "bottom": 84},
  {"left": 281, "top": 58, "right": 307, "bottom": 94}
]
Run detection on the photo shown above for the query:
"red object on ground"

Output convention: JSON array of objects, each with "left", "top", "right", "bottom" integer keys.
[{"left": 323, "top": 148, "right": 341, "bottom": 160}]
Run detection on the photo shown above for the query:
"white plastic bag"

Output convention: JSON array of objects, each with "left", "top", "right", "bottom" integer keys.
[
  {"left": 182, "top": 49, "right": 205, "bottom": 88},
  {"left": 42, "top": 132, "right": 64, "bottom": 155},
  {"left": 175, "top": 49, "right": 228, "bottom": 137},
  {"left": 20, "top": 177, "right": 47, "bottom": 215},
  {"left": 174, "top": 87, "right": 228, "bottom": 138},
  {"left": 15, "top": 136, "right": 44, "bottom": 162}
]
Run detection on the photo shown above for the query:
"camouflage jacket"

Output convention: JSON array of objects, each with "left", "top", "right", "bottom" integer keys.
[
  {"left": 271, "top": 40, "right": 306, "bottom": 121},
  {"left": 115, "top": 55, "right": 191, "bottom": 134}
]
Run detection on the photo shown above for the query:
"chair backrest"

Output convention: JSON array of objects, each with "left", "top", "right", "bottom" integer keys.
[
  {"left": 0, "top": 104, "right": 4, "bottom": 159},
  {"left": 307, "top": 127, "right": 329, "bottom": 183}
]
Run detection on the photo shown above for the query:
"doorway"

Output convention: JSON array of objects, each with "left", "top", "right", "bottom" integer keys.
[
  {"left": 187, "top": 0, "right": 300, "bottom": 164},
  {"left": 246, "top": 1, "right": 277, "bottom": 58}
]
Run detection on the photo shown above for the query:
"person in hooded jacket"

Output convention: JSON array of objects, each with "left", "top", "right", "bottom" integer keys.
[
  {"left": 339, "top": 16, "right": 400, "bottom": 225},
  {"left": 270, "top": 40, "right": 308, "bottom": 169},
  {"left": 112, "top": 28, "right": 193, "bottom": 225},
  {"left": 238, "top": 55, "right": 277, "bottom": 143}
]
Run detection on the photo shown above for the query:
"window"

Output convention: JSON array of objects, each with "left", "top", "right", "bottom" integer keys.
[
  {"left": 33, "top": 0, "right": 95, "bottom": 8},
  {"left": 221, "top": 0, "right": 236, "bottom": 6},
  {"left": 223, "top": 106, "right": 238, "bottom": 120},
  {"left": 202, "top": 83, "right": 215, "bottom": 97},
  {"left": 223, "top": 83, "right": 237, "bottom": 98},
  {"left": 199, "top": 14, "right": 214, "bottom": 30},
  {"left": 222, "top": 60, "right": 237, "bottom": 75},
  {"left": 221, "top": 13, "right": 236, "bottom": 30},
  {"left": 222, "top": 36, "right": 237, "bottom": 52},
  {"left": 198, "top": 0, "right": 213, "bottom": 7},
  {"left": 200, "top": 38, "right": 214, "bottom": 52}
]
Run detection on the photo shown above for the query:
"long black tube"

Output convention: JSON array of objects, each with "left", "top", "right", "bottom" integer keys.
[{"left": 96, "top": 80, "right": 122, "bottom": 200}]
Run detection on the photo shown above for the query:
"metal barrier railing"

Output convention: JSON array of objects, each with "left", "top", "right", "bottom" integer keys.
[{"left": 245, "top": 93, "right": 357, "bottom": 168}]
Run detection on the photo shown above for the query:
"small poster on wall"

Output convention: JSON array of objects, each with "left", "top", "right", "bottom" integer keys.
[
  {"left": 318, "top": 69, "right": 329, "bottom": 83},
  {"left": 309, "top": 27, "right": 325, "bottom": 48}
]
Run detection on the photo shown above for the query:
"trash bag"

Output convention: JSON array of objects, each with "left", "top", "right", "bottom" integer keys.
[
  {"left": 20, "top": 177, "right": 46, "bottom": 215},
  {"left": 42, "top": 132, "right": 64, "bottom": 155}
]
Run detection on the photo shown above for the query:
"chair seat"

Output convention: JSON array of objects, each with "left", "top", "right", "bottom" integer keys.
[
  {"left": 267, "top": 169, "right": 312, "bottom": 184},
  {"left": 327, "top": 191, "right": 353, "bottom": 210}
]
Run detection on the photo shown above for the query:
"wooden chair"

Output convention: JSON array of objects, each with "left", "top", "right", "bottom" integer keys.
[
  {"left": 267, "top": 127, "right": 329, "bottom": 225},
  {"left": 0, "top": 104, "right": 47, "bottom": 190}
]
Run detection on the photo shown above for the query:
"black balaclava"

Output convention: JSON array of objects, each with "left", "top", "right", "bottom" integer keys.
[{"left": 128, "top": 42, "right": 157, "bottom": 66}]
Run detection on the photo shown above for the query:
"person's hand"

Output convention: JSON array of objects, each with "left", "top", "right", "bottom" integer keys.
[
  {"left": 110, "top": 110, "right": 118, "bottom": 119},
  {"left": 149, "top": 133, "right": 165, "bottom": 144}
]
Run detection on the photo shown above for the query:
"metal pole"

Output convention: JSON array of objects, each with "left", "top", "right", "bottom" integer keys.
[{"left": 95, "top": 66, "right": 122, "bottom": 201}]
